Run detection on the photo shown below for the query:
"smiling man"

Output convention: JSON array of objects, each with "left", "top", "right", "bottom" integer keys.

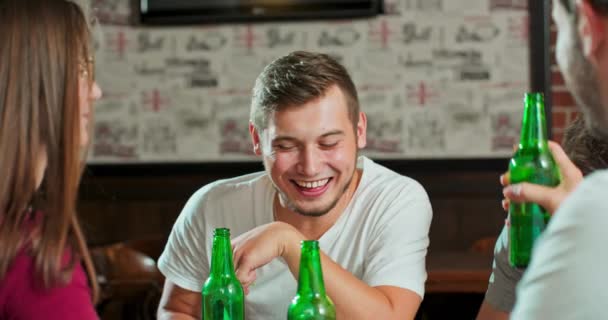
[{"left": 156, "top": 51, "right": 432, "bottom": 320}]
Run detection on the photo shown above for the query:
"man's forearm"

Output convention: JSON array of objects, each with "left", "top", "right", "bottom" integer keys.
[
  {"left": 282, "top": 231, "right": 420, "bottom": 320},
  {"left": 476, "top": 300, "right": 510, "bottom": 320}
]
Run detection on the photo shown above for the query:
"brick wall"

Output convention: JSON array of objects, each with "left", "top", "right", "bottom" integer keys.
[{"left": 550, "top": 23, "right": 579, "bottom": 143}]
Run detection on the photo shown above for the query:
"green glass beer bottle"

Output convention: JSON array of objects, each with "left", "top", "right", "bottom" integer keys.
[
  {"left": 288, "top": 240, "right": 336, "bottom": 320},
  {"left": 508, "top": 92, "right": 561, "bottom": 268},
  {"left": 202, "top": 228, "right": 244, "bottom": 320}
]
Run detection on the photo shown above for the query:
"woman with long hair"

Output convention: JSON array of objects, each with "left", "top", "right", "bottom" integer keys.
[{"left": 0, "top": 0, "right": 103, "bottom": 318}]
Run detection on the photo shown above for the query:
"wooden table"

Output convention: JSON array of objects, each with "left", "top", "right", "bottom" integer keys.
[{"left": 426, "top": 252, "right": 493, "bottom": 293}]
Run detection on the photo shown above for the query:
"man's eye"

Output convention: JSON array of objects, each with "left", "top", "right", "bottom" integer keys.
[
  {"left": 275, "top": 144, "right": 295, "bottom": 150},
  {"left": 320, "top": 142, "right": 338, "bottom": 148}
]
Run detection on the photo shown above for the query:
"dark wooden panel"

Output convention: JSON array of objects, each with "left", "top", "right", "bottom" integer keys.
[
  {"left": 427, "top": 252, "right": 493, "bottom": 293},
  {"left": 78, "top": 164, "right": 507, "bottom": 251}
]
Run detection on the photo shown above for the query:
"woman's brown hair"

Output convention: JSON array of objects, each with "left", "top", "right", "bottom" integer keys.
[{"left": 0, "top": 0, "right": 99, "bottom": 302}]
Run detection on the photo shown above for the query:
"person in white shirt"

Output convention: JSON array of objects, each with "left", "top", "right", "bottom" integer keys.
[
  {"left": 477, "top": 0, "right": 608, "bottom": 319},
  {"left": 156, "top": 51, "right": 432, "bottom": 320},
  {"left": 476, "top": 117, "right": 608, "bottom": 319}
]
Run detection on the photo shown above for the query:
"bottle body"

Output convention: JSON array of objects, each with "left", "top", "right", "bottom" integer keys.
[
  {"left": 288, "top": 240, "right": 336, "bottom": 320},
  {"left": 508, "top": 149, "right": 560, "bottom": 267},
  {"left": 202, "top": 277, "right": 244, "bottom": 320},
  {"left": 508, "top": 93, "right": 560, "bottom": 268},
  {"left": 202, "top": 228, "right": 244, "bottom": 320},
  {"left": 288, "top": 295, "right": 336, "bottom": 320}
]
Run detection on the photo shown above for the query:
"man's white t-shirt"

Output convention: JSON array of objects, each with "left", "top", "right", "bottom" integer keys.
[
  {"left": 511, "top": 170, "right": 608, "bottom": 319},
  {"left": 158, "top": 156, "right": 432, "bottom": 319}
]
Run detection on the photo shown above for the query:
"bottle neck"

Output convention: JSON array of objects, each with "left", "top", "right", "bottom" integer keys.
[
  {"left": 209, "top": 229, "right": 236, "bottom": 277},
  {"left": 519, "top": 93, "right": 549, "bottom": 150},
  {"left": 297, "top": 241, "right": 326, "bottom": 297}
]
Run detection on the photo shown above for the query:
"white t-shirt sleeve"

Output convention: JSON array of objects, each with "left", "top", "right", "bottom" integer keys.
[
  {"left": 362, "top": 179, "right": 432, "bottom": 298},
  {"left": 511, "top": 172, "right": 608, "bottom": 319},
  {"left": 157, "top": 186, "right": 211, "bottom": 292}
]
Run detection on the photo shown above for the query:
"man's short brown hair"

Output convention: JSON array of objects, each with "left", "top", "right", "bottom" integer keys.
[{"left": 250, "top": 51, "right": 360, "bottom": 131}]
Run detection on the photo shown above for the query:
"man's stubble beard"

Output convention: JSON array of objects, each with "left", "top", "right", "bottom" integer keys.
[
  {"left": 277, "top": 165, "right": 356, "bottom": 218},
  {"left": 562, "top": 22, "right": 608, "bottom": 138},
  {"left": 268, "top": 151, "right": 359, "bottom": 218}
]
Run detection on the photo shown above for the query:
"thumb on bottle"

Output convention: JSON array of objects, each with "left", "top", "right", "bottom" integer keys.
[{"left": 548, "top": 141, "right": 583, "bottom": 185}]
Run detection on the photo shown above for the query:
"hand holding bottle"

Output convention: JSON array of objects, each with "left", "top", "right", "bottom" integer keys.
[
  {"left": 506, "top": 93, "right": 562, "bottom": 267},
  {"left": 501, "top": 141, "right": 583, "bottom": 215}
]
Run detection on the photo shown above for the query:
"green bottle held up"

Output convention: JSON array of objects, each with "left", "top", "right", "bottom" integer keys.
[
  {"left": 288, "top": 240, "right": 336, "bottom": 320},
  {"left": 508, "top": 93, "right": 561, "bottom": 268},
  {"left": 202, "top": 228, "right": 244, "bottom": 320}
]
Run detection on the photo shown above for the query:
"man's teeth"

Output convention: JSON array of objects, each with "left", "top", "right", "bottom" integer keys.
[{"left": 295, "top": 178, "right": 329, "bottom": 189}]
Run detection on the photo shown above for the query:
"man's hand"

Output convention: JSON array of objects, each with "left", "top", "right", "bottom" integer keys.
[
  {"left": 501, "top": 141, "right": 583, "bottom": 215},
  {"left": 232, "top": 222, "right": 304, "bottom": 294}
]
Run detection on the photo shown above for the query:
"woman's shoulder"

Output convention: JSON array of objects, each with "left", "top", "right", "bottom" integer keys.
[{"left": 0, "top": 242, "right": 98, "bottom": 319}]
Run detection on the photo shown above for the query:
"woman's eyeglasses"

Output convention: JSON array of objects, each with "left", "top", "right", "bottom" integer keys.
[{"left": 79, "top": 56, "right": 95, "bottom": 82}]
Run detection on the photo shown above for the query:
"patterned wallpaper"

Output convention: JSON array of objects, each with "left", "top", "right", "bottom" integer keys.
[{"left": 89, "top": 0, "right": 530, "bottom": 163}]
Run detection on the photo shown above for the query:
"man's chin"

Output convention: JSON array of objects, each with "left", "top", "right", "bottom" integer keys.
[{"left": 291, "top": 203, "right": 333, "bottom": 217}]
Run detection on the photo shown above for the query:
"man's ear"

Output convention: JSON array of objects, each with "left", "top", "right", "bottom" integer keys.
[
  {"left": 249, "top": 122, "right": 262, "bottom": 156},
  {"left": 578, "top": 0, "right": 607, "bottom": 64},
  {"left": 356, "top": 112, "right": 367, "bottom": 149}
]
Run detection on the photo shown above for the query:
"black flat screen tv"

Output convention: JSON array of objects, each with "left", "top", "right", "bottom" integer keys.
[{"left": 140, "top": 0, "right": 382, "bottom": 25}]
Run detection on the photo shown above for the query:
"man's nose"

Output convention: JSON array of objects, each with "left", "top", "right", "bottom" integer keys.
[{"left": 297, "top": 146, "right": 321, "bottom": 177}]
